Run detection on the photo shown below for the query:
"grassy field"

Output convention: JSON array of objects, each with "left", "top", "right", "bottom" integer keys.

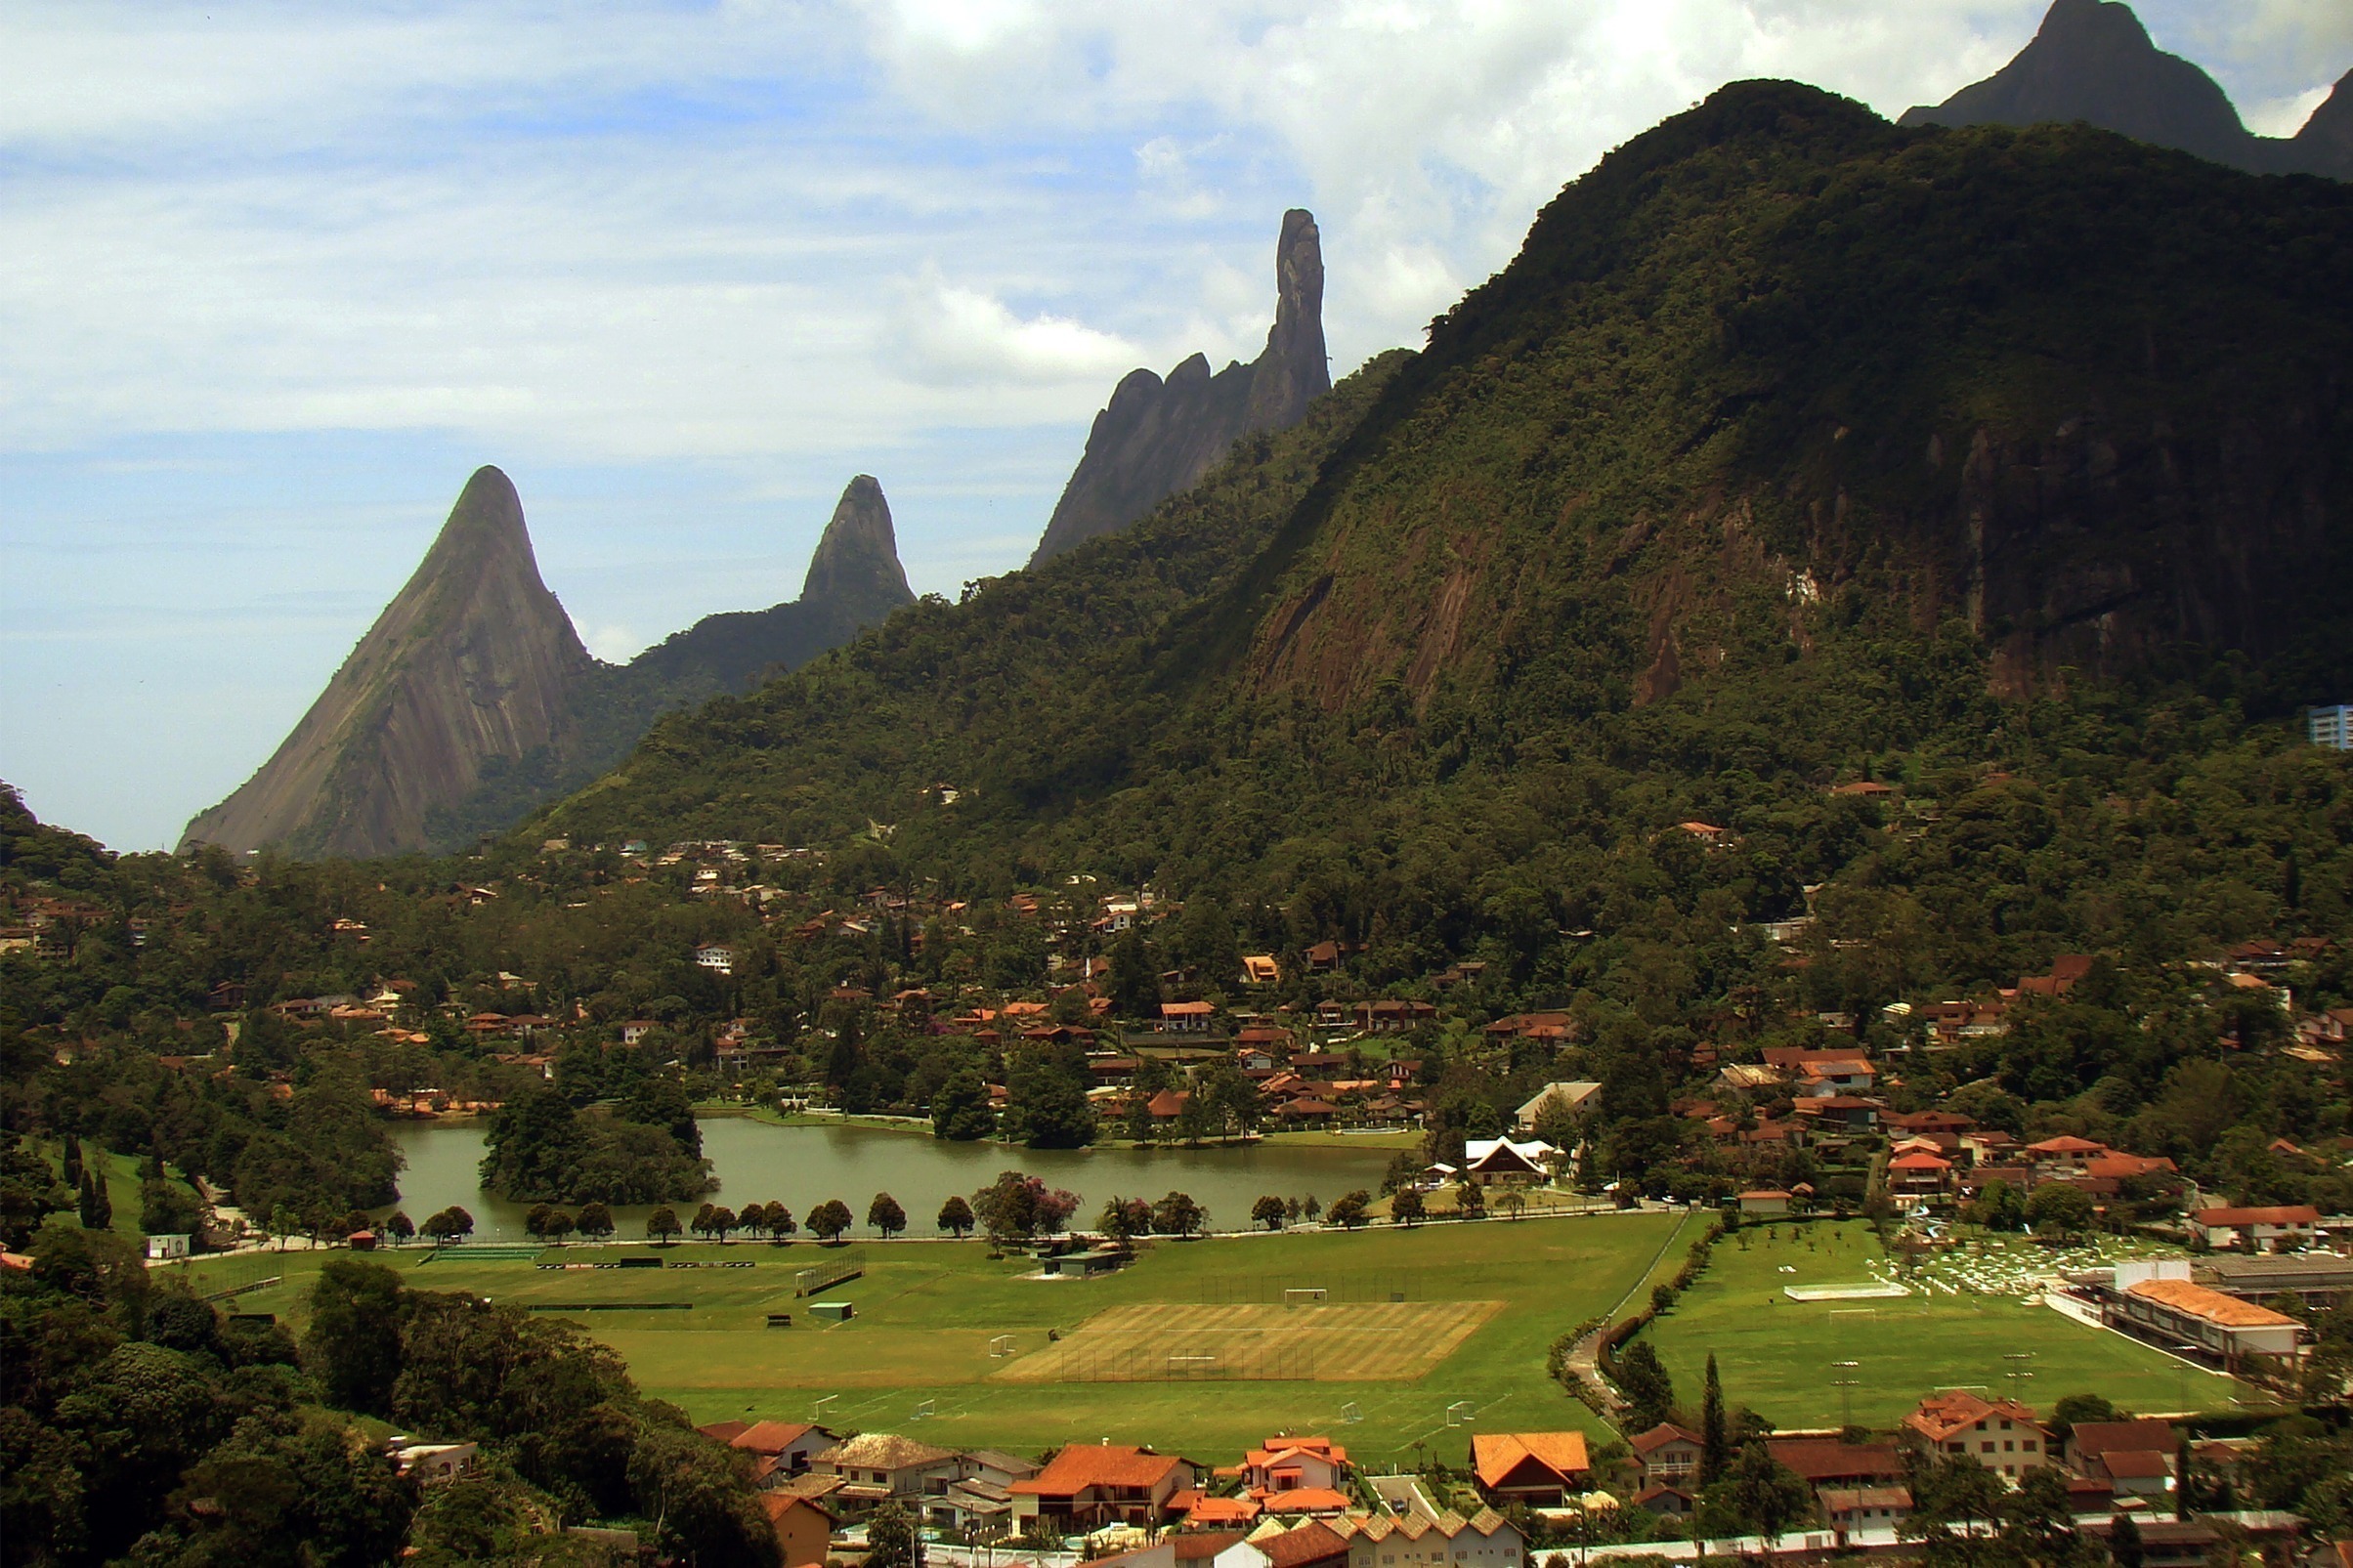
[
  {"left": 26, "top": 1137, "right": 195, "bottom": 1246},
  {"left": 185, "top": 1210, "right": 1691, "bottom": 1463},
  {"left": 1639, "top": 1220, "right": 2255, "bottom": 1427}
]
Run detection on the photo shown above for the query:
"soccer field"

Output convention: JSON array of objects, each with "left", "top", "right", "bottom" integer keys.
[
  {"left": 186, "top": 1210, "right": 1694, "bottom": 1462},
  {"left": 1637, "top": 1220, "right": 2255, "bottom": 1427}
]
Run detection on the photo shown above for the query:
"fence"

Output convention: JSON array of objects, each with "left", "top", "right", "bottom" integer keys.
[{"left": 795, "top": 1248, "right": 866, "bottom": 1297}]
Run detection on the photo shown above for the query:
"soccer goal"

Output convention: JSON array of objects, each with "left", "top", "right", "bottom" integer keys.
[
  {"left": 1284, "top": 1287, "right": 1329, "bottom": 1306},
  {"left": 1341, "top": 1403, "right": 1364, "bottom": 1424},
  {"left": 911, "top": 1399, "right": 935, "bottom": 1421},
  {"left": 1166, "top": 1352, "right": 1221, "bottom": 1379},
  {"left": 989, "top": 1334, "right": 1018, "bottom": 1357},
  {"left": 1444, "top": 1401, "right": 1477, "bottom": 1425}
]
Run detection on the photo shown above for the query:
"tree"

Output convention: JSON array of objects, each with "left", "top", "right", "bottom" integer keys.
[
  {"left": 932, "top": 1072, "right": 997, "bottom": 1142},
  {"left": 708, "top": 1206, "right": 738, "bottom": 1243},
  {"left": 1124, "top": 1094, "right": 1157, "bottom": 1144},
  {"left": 1253, "top": 1195, "right": 1289, "bottom": 1231},
  {"left": 1152, "top": 1191, "right": 1205, "bottom": 1238},
  {"left": 543, "top": 1208, "right": 576, "bottom": 1245},
  {"left": 1697, "top": 1441, "right": 1813, "bottom": 1539},
  {"left": 2027, "top": 1182, "right": 2095, "bottom": 1239},
  {"left": 525, "top": 1203, "right": 555, "bottom": 1241},
  {"left": 648, "top": 1206, "right": 682, "bottom": 1246},
  {"left": 305, "top": 1256, "right": 406, "bottom": 1416},
  {"left": 1969, "top": 1178, "right": 2026, "bottom": 1232},
  {"left": 78, "top": 1169, "right": 112, "bottom": 1231},
  {"left": 1616, "top": 1340, "right": 1677, "bottom": 1432},
  {"left": 269, "top": 1202, "right": 302, "bottom": 1250},
  {"left": 766, "top": 1204, "right": 799, "bottom": 1242},
  {"left": 868, "top": 1500, "right": 925, "bottom": 1568},
  {"left": 62, "top": 1136, "right": 83, "bottom": 1190},
  {"left": 577, "top": 1201, "right": 615, "bottom": 1241},
  {"left": 140, "top": 1176, "right": 199, "bottom": 1237},
  {"left": 938, "top": 1195, "right": 974, "bottom": 1239},
  {"left": 692, "top": 1202, "right": 719, "bottom": 1241},
  {"left": 1304, "top": 1195, "right": 1322, "bottom": 1223},
  {"left": 382, "top": 1209, "right": 415, "bottom": 1245},
  {"left": 1100, "top": 1196, "right": 1152, "bottom": 1248},
  {"left": 1700, "top": 1354, "right": 1730, "bottom": 1486},
  {"left": 1175, "top": 1092, "right": 1215, "bottom": 1146},
  {"left": 1327, "top": 1190, "right": 1370, "bottom": 1229},
  {"left": 1496, "top": 1189, "right": 1527, "bottom": 1221},
  {"left": 2109, "top": 1505, "right": 2143, "bottom": 1568},
  {"left": 1390, "top": 1188, "right": 1426, "bottom": 1228},
  {"left": 1455, "top": 1180, "right": 1486, "bottom": 1219},
  {"left": 808, "top": 1199, "right": 853, "bottom": 1243},
  {"left": 420, "top": 1205, "right": 473, "bottom": 1243},
  {"left": 1109, "top": 929, "right": 1160, "bottom": 1019},
  {"left": 869, "top": 1193, "right": 908, "bottom": 1239}
]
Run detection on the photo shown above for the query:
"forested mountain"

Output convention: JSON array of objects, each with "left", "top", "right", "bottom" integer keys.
[
  {"left": 184, "top": 472, "right": 914, "bottom": 859},
  {"left": 1027, "top": 208, "right": 1331, "bottom": 565},
  {"left": 1900, "top": 0, "right": 2352, "bottom": 179},
  {"left": 535, "top": 80, "right": 2353, "bottom": 922}
]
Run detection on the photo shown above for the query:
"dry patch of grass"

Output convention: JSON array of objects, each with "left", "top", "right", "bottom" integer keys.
[{"left": 990, "top": 1299, "right": 1501, "bottom": 1383}]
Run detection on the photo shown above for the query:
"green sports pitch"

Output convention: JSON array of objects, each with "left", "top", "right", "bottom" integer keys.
[
  {"left": 1636, "top": 1219, "right": 2255, "bottom": 1428},
  {"left": 186, "top": 1213, "right": 1692, "bottom": 1460}
]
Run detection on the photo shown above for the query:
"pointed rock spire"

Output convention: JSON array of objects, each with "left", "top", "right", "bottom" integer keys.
[
  {"left": 180, "top": 466, "right": 589, "bottom": 857},
  {"left": 1029, "top": 208, "right": 1334, "bottom": 566},
  {"left": 802, "top": 475, "right": 914, "bottom": 609}
]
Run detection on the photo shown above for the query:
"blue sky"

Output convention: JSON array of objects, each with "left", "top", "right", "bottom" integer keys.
[{"left": 3, "top": 0, "right": 2346, "bottom": 851}]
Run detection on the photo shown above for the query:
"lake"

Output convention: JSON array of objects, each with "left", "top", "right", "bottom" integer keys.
[{"left": 385, "top": 1117, "right": 1399, "bottom": 1242}]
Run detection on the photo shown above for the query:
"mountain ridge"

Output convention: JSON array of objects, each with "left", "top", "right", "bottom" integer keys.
[
  {"left": 183, "top": 471, "right": 914, "bottom": 858},
  {"left": 1900, "top": 0, "right": 2352, "bottom": 179},
  {"left": 529, "top": 81, "right": 2353, "bottom": 876},
  {"left": 1027, "top": 209, "right": 1330, "bottom": 566}
]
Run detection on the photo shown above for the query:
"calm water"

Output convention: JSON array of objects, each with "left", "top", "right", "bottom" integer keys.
[{"left": 385, "top": 1118, "right": 1397, "bottom": 1243}]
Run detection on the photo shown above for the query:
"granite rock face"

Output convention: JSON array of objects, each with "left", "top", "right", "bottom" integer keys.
[
  {"left": 181, "top": 467, "right": 591, "bottom": 858},
  {"left": 1029, "top": 209, "right": 1330, "bottom": 566},
  {"left": 1901, "top": 0, "right": 2348, "bottom": 178},
  {"left": 184, "top": 472, "right": 916, "bottom": 858}
]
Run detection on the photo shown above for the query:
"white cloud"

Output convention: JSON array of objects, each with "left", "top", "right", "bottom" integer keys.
[{"left": 893, "top": 268, "right": 1144, "bottom": 386}]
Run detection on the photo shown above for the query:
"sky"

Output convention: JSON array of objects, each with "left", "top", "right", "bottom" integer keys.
[{"left": 3, "top": 1, "right": 2347, "bottom": 853}]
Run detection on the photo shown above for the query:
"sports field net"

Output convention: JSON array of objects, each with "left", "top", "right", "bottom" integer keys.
[
  {"left": 795, "top": 1248, "right": 866, "bottom": 1297},
  {"left": 1194, "top": 1271, "right": 1422, "bottom": 1304}
]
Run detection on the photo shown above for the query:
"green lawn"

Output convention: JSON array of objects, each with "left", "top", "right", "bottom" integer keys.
[
  {"left": 27, "top": 1138, "right": 193, "bottom": 1246},
  {"left": 1639, "top": 1220, "right": 2254, "bottom": 1428},
  {"left": 186, "top": 1210, "right": 1687, "bottom": 1464}
]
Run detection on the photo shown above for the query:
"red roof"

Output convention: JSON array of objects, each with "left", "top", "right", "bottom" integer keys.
[
  {"left": 1260, "top": 1522, "right": 1350, "bottom": 1568},
  {"left": 1260, "top": 1488, "right": 1353, "bottom": 1514},
  {"left": 1470, "top": 1431, "right": 1590, "bottom": 1489},
  {"left": 1011, "top": 1444, "right": 1186, "bottom": 1497}
]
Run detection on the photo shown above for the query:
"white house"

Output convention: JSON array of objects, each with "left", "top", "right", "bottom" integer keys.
[
  {"left": 1462, "top": 1138, "right": 1558, "bottom": 1186},
  {"left": 1513, "top": 1082, "right": 1601, "bottom": 1133},
  {"left": 2191, "top": 1205, "right": 2322, "bottom": 1250},
  {"left": 694, "top": 944, "right": 738, "bottom": 976}
]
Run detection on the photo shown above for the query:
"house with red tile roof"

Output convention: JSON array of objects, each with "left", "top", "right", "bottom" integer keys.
[
  {"left": 2190, "top": 1204, "right": 2321, "bottom": 1250},
  {"left": 1469, "top": 1431, "right": 1590, "bottom": 1505},
  {"left": 1009, "top": 1443, "right": 1199, "bottom": 1530},
  {"left": 1904, "top": 1392, "right": 2049, "bottom": 1480}
]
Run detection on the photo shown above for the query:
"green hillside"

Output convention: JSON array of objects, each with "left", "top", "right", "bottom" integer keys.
[{"left": 534, "top": 82, "right": 2353, "bottom": 995}]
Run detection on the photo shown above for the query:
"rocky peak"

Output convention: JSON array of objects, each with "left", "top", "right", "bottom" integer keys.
[
  {"left": 2296, "top": 70, "right": 2353, "bottom": 179},
  {"left": 1900, "top": 0, "right": 2347, "bottom": 179},
  {"left": 180, "top": 466, "right": 590, "bottom": 858},
  {"left": 1027, "top": 209, "right": 1335, "bottom": 565},
  {"left": 1243, "top": 208, "right": 1331, "bottom": 432},
  {"left": 1902, "top": 0, "right": 2250, "bottom": 166},
  {"left": 801, "top": 475, "right": 915, "bottom": 611}
]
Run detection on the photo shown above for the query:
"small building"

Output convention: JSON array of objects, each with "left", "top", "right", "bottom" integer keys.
[
  {"left": 2067, "top": 1419, "right": 2179, "bottom": 1489},
  {"left": 1738, "top": 1189, "right": 1792, "bottom": 1217},
  {"left": 146, "top": 1233, "right": 192, "bottom": 1260},
  {"left": 2195, "top": 1252, "right": 2353, "bottom": 1311},
  {"left": 1903, "top": 1393, "right": 2049, "bottom": 1480},
  {"left": 1008, "top": 1443, "right": 1200, "bottom": 1530},
  {"left": 1461, "top": 1138, "right": 1557, "bottom": 1186},
  {"left": 761, "top": 1493, "right": 835, "bottom": 1568},
  {"left": 1243, "top": 1436, "right": 1348, "bottom": 1499},
  {"left": 1819, "top": 1485, "right": 1911, "bottom": 1540},
  {"left": 2190, "top": 1204, "right": 2322, "bottom": 1250},
  {"left": 388, "top": 1439, "right": 480, "bottom": 1484},
  {"left": 1325, "top": 1505, "right": 1525, "bottom": 1568},
  {"left": 811, "top": 1431, "right": 964, "bottom": 1505},
  {"left": 1513, "top": 1082, "right": 1601, "bottom": 1133},
  {"left": 2112, "top": 1275, "right": 2304, "bottom": 1362},
  {"left": 1629, "top": 1422, "right": 1702, "bottom": 1486},
  {"left": 693, "top": 944, "right": 738, "bottom": 975},
  {"left": 1162, "top": 1001, "right": 1218, "bottom": 1034},
  {"left": 1241, "top": 955, "right": 1282, "bottom": 986},
  {"left": 1469, "top": 1431, "right": 1590, "bottom": 1505}
]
